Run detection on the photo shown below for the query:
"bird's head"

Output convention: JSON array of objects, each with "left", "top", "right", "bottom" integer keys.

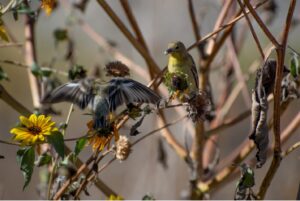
[{"left": 164, "top": 41, "right": 187, "bottom": 58}]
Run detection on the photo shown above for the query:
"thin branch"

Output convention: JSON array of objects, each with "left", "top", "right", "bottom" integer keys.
[
  {"left": 187, "top": 0, "right": 205, "bottom": 58},
  {"left": 187, "top": 0, "right": 268, "bottom": 51},
  {"left": 96, "top": 0, "right": 160, "bottom": 74},
  {"left": 0, "top": 43, "right": 23, "bottom": 48},
  {"left": 243, "top": 0, "right": 279, "bottom": 47},
  {"left": 236, "top": 0, "right": 265, "bottom": 60},
  {"left": 282, "top": 141, "right": 300, "bottom": 157},
  {"left": 0, "top": 139, "right": 20, "bottom": 146},
  {"left": 226, "top": 37, "right": 251, "bottom": 107}
]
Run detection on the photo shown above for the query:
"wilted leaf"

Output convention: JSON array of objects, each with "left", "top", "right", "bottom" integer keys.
[
  {"left": 234, "top": 163, "right": 255, "bottom": 200},
  {"left": 249, "top": 60, "right": 289, "bottom": 168},
  {"left": 0, "top": 66, "right": 9, "bottom": 81},
  {"left": 74, "top": 138, "right": 87, "bottom": 156},
  {"left": 17, "top": 146, "right": 35, "bottom": 190},
  {"left": 130, "top": 114, "right": 146, "bottom": 136},
  {"left": 47, "top": 131, "right": 65, "bottom": 159},
  {"left": 35, "top": 153, "right": 52, "bottom": 167},
  {"left": 250, "top": 79, "right": 269, "bottom": 168},
  {"left": 157, "top": 138, "right": 168, "bottom": 169}
]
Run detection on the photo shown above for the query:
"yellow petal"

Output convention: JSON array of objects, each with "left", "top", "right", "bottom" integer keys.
[
  {"left": 10, "top": 127, "right": 29, "bottom": 135},
  {"left": 19, "top": 116, "right": 33, "bottom": 128},
  {"left": 29, "top": 114, "right": 38, "bottom": 125},
  {"left": 37, "top": 115, "right": 45, "bottom": 127},
  {"left": 38, "top": 134, "right": 45, "bottom": 142}
]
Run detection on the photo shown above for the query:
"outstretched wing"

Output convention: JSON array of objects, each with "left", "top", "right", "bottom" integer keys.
[
  {"left": 106, "top": 78, "right": 161, "bottom": 111},
  {"left": 188, "top": 54, "right": 199, "bottom": 89},
  {"left": 41, "top": 79, "right": 94, "bottom": 109}
]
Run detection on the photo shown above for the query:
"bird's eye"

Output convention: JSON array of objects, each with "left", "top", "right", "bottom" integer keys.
[{"left": 175, "top": 46, "right": 179, "bottom": 49}]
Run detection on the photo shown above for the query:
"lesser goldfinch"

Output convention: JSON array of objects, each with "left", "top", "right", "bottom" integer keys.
[
  {"left": 164, "top": 41, "right": 199, "bottom": 94},
  {"left": 42, "top": 78, "right": 161, "bottom": 129}
]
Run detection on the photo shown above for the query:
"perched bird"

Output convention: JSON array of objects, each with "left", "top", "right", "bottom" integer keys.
[
  {"left": 42, "top": 77, "right": 161, "bottom": 129},
  {"left": 164, "top": 41, "right": 199, "bottom": 94}
]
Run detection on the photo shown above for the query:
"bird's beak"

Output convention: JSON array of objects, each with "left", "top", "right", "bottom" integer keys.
[{"left": 164, "top": 48, "right": 173, "bottom": 55}]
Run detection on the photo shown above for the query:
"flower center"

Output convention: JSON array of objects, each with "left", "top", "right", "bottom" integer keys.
[{"left": 28, "top": 126, "right": 42, "bottom": 135}]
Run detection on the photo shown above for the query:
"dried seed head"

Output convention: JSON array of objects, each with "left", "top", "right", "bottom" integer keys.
[
  {"left": 105, "top": 61, "right": 130, "bottom": 77},
  {"left": 187, "top": 91, "right": 212, "bottom": 122},
  {"left": 115, "top": 135, "right": 131, "bottom": 161}
]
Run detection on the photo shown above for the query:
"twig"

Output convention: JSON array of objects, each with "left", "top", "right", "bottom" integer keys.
[
  {"left": 282, "top": 141, "right": 300, "bottom": 157},
  {"left": 243, "top": 0, "right": 279, "bottom": 48},
  {"left": 96, "top": 0, "right": 160, "bottom": 75},
  {"left": 0, "top": 59, "right": 68, "bottom": 76},
  {"left": 226, "top": 37, "right": 251, "bottom": 107},
  {"left": 71, "top": 115, "right": 187, "bottom": 194},
  {"left": 0, "top": 139, "right": 19, "bottom": 146},
  {"left": 187, "top": 0, "right": 205, "bottom": 58},
  {"left": 205, "top": 110, "right": 251, "bottom": 138},
  {"left": 236, "top": 0, "right": 265, "bottom": 60},
  {"left": 0, "top": 43, "right": 23, "bottom": 48},
  {"left": 187, "top": 0, "right": 268, "bottom": 51}
]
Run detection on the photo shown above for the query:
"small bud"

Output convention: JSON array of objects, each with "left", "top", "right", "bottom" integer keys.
[{"left": 115, "top": 136, "right": 131, "bottom": 161}]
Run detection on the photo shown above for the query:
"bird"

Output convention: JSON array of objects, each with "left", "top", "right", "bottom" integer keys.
[
  {"left": 42, "top": 77, "right": 161, "bottom": 130},
  {"left": 164, "top": 41, "right": 199, "bottom": 96}
]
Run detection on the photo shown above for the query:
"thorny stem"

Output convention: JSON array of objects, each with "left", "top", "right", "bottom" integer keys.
[{"left": 257, "top": 0, "right": 296, "bottom": 199}]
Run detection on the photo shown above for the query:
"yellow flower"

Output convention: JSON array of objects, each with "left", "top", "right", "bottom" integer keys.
[
  {"left": 107, "top": 194, "right": 123, "bottom": 200},
  {"left": 10, "top": 114, "right": 58, "bottom": 146},
  {"left": 41, "top": 0, "right": 56, "bottom": 16},
  {"left": 87, "top": 120, "right": 119, "bottom": 151}
]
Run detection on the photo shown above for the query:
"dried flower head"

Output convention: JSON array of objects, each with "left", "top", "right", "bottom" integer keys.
[
  {"left": 115, "top": 135, "right": 131, "bottom": 161},
  {"left": 105, "top": 61, "right": 130, "bottom": 77},
  {"left": 187, "top": 91, "right": 212, "bottom": 122},
  {"left": 10, "top": 114, "right": 58, "bottom": 146}
]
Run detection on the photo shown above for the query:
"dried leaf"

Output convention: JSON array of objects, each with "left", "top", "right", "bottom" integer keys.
[
  {"left": 281, "top": 75, "right": 300, "bottom": 102},
  {"left": 157, "top": 138, "right": 168, "bottom": 169},
  {"left": 130, "top": 114, "right": 146, "bottom": 136}
]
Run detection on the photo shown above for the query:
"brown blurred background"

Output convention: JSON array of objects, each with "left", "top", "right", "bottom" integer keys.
[{"left": 0, "top": 0, "right": 300, "bottom": 199}]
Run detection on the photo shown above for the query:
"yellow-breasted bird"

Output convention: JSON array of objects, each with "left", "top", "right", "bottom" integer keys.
[
  {"left": 164, "top": 41, "right": 199, "bottom": 100},
  {"left": 165, "top": 41, "right": 213, "bottom": 121}
]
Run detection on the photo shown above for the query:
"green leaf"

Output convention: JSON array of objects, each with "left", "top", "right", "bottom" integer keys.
[
  {"left": 40, "top": 68, "right": 52, "bottom": 77},
  {"left": 34, "top": 153, "right": 52, "bottom": 167},
  {"left": 0, "top": 66, "right": 9, "bottom": 81},
  {"left": 47, "top": 131, "right": 65, "bottom": 159},
  {"left": 290, "top": 53, "right": 299, "bottom": 78},
  {"left": 74, "top": 138, "right": 87, "bottom": 156},
  {"left": 17, "top": 146, "right": 35, "bottom": 190},
  {"left": 31, "top": 62, "right": 42, "bottom": 77}
]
